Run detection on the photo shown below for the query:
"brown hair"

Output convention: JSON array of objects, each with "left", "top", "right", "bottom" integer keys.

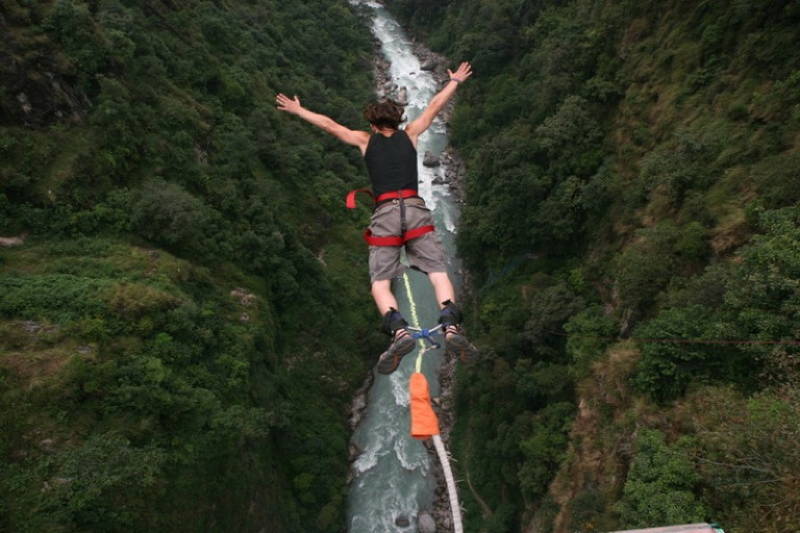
[{"left": 363, "top": 100, "right": 405, "bottom": 129}]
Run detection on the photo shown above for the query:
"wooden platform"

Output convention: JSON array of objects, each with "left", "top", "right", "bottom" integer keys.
[{"left": 609, "top": 524, "right": 722, "bottom": 533}]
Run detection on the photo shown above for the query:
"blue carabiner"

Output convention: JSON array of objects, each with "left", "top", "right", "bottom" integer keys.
[{"left": 411, "top": 328, "right": 441, "bottom": 349}]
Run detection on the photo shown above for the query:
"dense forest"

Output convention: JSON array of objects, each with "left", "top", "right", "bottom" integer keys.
[
  {"left": 390, "top": 0, "right": 800, "bottom": 532},
  {"left": 3, "top": 0, "right": 800, "bottom": 532},
  {"left": 0, "top": 0, "right": 383, "bottom": 531}
]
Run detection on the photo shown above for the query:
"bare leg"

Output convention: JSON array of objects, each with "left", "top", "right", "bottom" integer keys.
[
  {"left": 371, "top": 279, "right": 399, "bottom": 315},
  {"left": 427, "top": 271, "right": 456, "bottom": 309},
  {"left": 374, "top": 273, "right": 454, "bottom": 313}
]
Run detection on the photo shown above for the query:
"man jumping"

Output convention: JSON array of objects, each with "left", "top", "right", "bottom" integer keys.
[{"left": 276, "top": 61, "right": 477, "bottom": 374}]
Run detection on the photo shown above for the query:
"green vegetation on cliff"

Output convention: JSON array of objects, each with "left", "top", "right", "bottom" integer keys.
[
  {"left": 391, "top": 1, "right": 800, "bottom": 531},
  {"left": 1, "top": 1, "right": 381, "bottom": 531}
]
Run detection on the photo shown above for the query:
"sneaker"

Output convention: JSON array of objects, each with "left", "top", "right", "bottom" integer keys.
[
  {"left": 376, "top": 328, "right": 415, "bottom": 374},
  {"left": 444, "top": 325, "right": 478, "bottom": 363},
  {"left": 438, "top": 300, "right": 478, "bottom": 362}
]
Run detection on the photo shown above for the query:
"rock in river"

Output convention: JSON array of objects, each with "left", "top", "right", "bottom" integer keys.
[{"left": 423, "top": 151, "right": 441, "bottom": 167}]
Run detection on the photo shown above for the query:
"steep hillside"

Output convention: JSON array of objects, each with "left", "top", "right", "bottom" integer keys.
[
  {"left": 390, "top": 1, "right": 800, "bottom": 532},
  {"left": 0, "top": 1, "right": 381, "bottom": 531}
]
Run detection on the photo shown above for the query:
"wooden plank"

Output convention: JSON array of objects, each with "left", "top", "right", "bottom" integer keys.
[{"left": 609, "top": 524, "right": 719, "bottom": 533}]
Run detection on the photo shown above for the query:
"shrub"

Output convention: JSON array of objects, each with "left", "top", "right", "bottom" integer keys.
[
  {"left": 46, "top": 0, "right": 109, "bottom": 88},
  {"left": 638, "top": 130, "right": 717, "bottom": 206},
  {"left": 614, "top": 226, "right": 679, "bottom": 312},
  {"left": 634, "top": 206, "right": 800, "bottom": 401},
  {"left": 535, "top": 95, "right": 604, "bottom": 177},
  {"left": 0, "top": 192, "right": 11, "bottom": 230},
  {"left": 67, "top": 190, "right": 133, "bottom": 236},
  {"left": 0, "top": 274, "right": 111, "bottom": 324},
  {"left": 39, "top": 433, "right": 166, "bottom": 530},
  {"left": 131, "top": 181, "right": 208, "bottom": 250},
  {"left": 568, "top": 487, "right": 607, "bottom": 532},
  {"left": 106, "top": 282, "right": 182, "bottom": 319},
  {"left": 750, "top": 152, "right": 800, "bottom": 208},
  {"left": 565, "top": 305, "right": 617, "bottom": 378},
  {"left": 523, "top": 281, "right": 585, "bottom": 345},
  {"left": 691, "top": 387, "right": 800, "bottom": 532},
  {"left": 518, "top": 401, "right": 575, "bottom": 501},
  {"left": 615, "top": 429, "right": 708, "bottom": 528},
  {"left": 632, "top": 305, "right": 749, "bottom": 402}
]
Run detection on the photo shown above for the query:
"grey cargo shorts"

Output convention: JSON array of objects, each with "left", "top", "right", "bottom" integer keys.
[{"left": 368, "top": 197, "right": 448, "bottom": 283}]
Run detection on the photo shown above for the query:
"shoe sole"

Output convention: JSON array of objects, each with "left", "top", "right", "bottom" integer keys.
[
  {"left": 376, "top": 335, "right": 416, "bottom": 374},
  {"left": 445, "top": 333, "right": 479, "bottom": 363}
]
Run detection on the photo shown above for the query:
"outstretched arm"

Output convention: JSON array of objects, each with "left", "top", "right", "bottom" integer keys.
[
  {"left": 276, "top": 94, "right": 370, "bottom": 153},
  {"left": 405, "top": 62, "right": 472, "bottom": 144}
]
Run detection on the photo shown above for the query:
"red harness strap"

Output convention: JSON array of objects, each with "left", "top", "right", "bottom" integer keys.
[
  {"left": 345, "top": 188, "right": 374, "bottom": 209},
  {"left": 363, "top": 224, "right": 436, "bottom": 246},
  {"left": 345, "top": 188, "right": 420, "bottom": 209},
  {"left": 345, "top": 188, "right": 436, "bottom": 247}
]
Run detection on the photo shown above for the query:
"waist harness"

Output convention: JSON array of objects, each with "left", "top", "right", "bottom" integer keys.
[{"left": 346, "top": 188, "right": 436, "bottom": 247}]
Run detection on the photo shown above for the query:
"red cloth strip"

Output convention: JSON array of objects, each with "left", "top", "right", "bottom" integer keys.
[
  {"left": 375, "top": 189, "right": 419, "bottom": 203},
  {"left": 345, "top": 188, "right": 374, "bottom": 209},
  {"left": 345, "top": 188, "right": 419, "bottom": 209},
  {"left": 363, "top": 225, "right": 435, "bottom": 246}
]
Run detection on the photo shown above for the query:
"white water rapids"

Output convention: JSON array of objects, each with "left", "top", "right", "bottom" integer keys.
[{"left": 346, "top": 2, "right": 463, "bottom": 532}]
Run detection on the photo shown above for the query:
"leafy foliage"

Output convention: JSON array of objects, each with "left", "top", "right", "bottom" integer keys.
[
  {"left": 690, "top": 387, "right": 800, "bottom": 533},
  {"left": 565, "top": 305, "right": 617, "bottom": 378},
  {"left": 0, "top": 0, "right": 381, "bottom": 531},
  {"left": 615, "top": 429, "right": 708, "bottom": 527},
  {"left": 518, "top": 402, "right": 575, "bottom": 501},
  {"left": 634, "top": 206, "right": 800, "bottom": 402},
  {"left": 390, "top": 0, "right": 800, "bottom": 530},
  {"left": 0, "top": 238, "right": 380, "bottom": 532}
]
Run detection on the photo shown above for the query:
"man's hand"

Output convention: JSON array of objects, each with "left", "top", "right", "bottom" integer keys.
[
  {"left": 448, "top": 62, "right": 472, "bottom": 84},
  {"left": 274, "top": 92, "right": 369, "bottom": 152},
  {"left": 406, "top": 61, "right": 473, "bottom": 142},
  {"left": 276, "top": 93, "right": 302, "bottom": 114}
]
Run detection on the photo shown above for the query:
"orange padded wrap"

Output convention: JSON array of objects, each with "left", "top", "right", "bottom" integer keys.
[{"left": 409, "top": 372, "right": 440, "bottom": 439}]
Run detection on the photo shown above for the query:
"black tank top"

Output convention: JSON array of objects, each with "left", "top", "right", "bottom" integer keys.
[{"left": 363, "top": 129, "right": 418, "bottom": 197}]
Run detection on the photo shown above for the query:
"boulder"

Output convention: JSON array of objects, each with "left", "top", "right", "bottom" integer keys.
[
  {"left": 17, "top": 92, "right": 32, "bottom": 114},
  {"left": 38, "top": 439, "right": 56, "bottom": 453},
  {"left": 418, "top": 512, "right": 436, "bottom": 532},
  {"left": 395, "top": 86, "right": 408, "bottom": 106},
  {"left": 420, "top": 58, "right": 438, "bottom": 71},
  {"left": 395, "top": 515, "right": 410, "bottom": 527},
  {"left": 348, "top": 441, "right": 363, "bottom": 461},
  {"left": 0, "top": 233, "right": 27, "bottom": 247},
  {"left": 423, "top": 151, "right": 440, "bottom": 167}
]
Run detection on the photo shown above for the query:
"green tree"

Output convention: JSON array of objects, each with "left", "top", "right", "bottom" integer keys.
[{"left": 616, "top": 429, "right": 708, "bottom": 528}]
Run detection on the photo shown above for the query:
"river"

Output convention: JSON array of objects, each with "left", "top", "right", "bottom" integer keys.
[{"left": 346, "top": 2, "right": 463, "bottom": 532}]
